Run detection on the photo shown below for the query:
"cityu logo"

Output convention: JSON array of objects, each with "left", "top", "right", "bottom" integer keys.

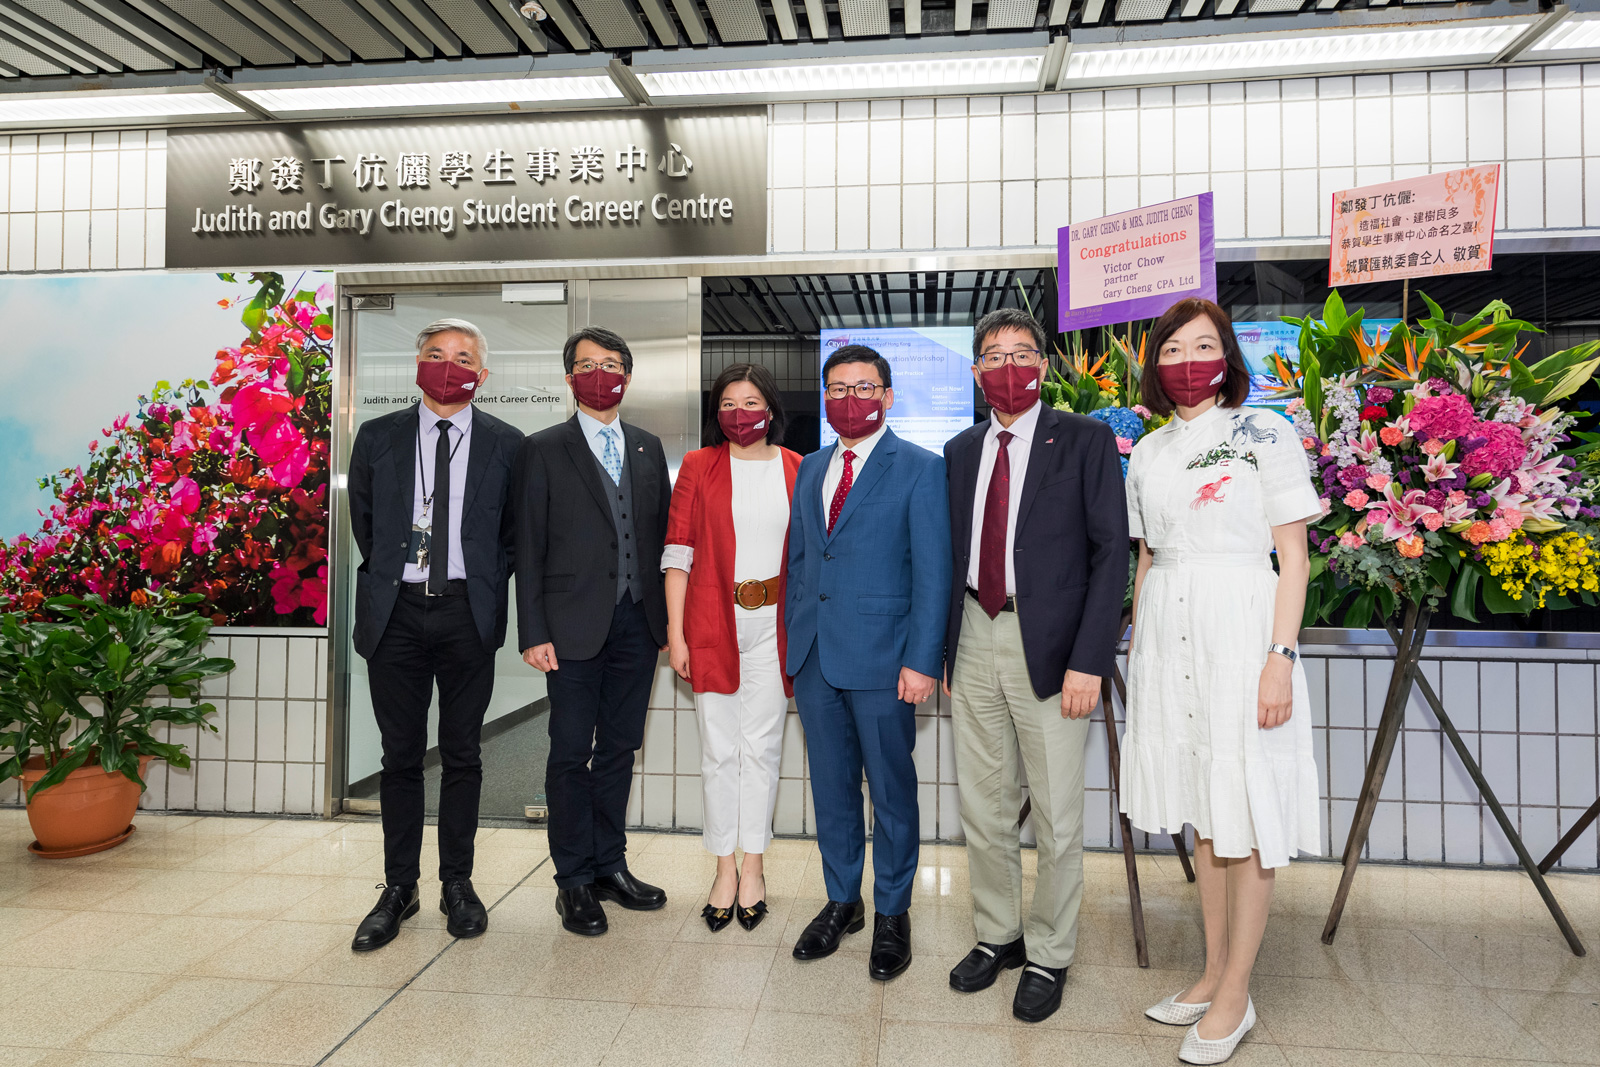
[
  {"left": 825, "top": 337, "right": 850, "bottom": 348},
  {"left": 1235, "top": 329, "right": 1262, "bottom": 343}
]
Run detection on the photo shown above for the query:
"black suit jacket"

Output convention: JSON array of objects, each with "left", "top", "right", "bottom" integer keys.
[
  {"left": 514, "top": 415, "right": 672, "bottom": 660},
  {"left": 348, "top": 403, "right": 525, "bottom": 659},
  {"left": 944, "top": 404, "right": 1130, "bottom": 700}
]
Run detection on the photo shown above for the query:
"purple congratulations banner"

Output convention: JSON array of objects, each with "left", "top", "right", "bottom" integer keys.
[{"left": 1058, "top": 192, "right": 1216, "bottom": 333}]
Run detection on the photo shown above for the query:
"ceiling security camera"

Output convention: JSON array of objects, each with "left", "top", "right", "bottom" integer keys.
[{"left": 519, "top": 0, "right": 547, "bottom": 19}]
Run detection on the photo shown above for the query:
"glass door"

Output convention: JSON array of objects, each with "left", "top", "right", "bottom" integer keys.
[{"left": 340, "top": 289, "right": 572, "bottom": 819}]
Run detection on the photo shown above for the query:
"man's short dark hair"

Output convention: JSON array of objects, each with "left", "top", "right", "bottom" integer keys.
[
  {"left": 562, "top": 326, "right": 633, "bottom": 375},
  {"left": 822, "top": 344, "right": 892, "bottom": 390},
  {"left": 704, "top": 362, "right": 787, "bottom": 447},
  {"left": 972, "top": 308, "right": 1047, "bottom": 363}
]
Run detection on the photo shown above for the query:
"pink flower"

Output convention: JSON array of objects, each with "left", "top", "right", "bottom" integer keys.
[
  {"left": 1498, "top": 507, "right": 1525, "bottom": 530},
  {"left": 1371, "top": 484, "right": 1435, "bottom": 542},
  {"left": 1344, "top": 489, "right": 1370, "bottom": 509},
  {"left": 1447, "top": 490, "right": 1467, "bottom": 506},
  {"left": 1379, "top": 426, "right": 1405, "bottom": 446},
  {"left": 248, "top": 418, "right": 311, "bottom": 488},
  {"left": 1116, "top": 436, "right": 1133, "bottom": 455},
  {"left": 1421, "top": 512, "right": 1447, "bottom": 531},
  {"left": 229, "top": 380, "right": 294, "bottom": 433},
  {"left": 1408, "top": 394, "right": 1477, "bottom": 442},
  {"left": 170, "top": 421, "right": 197, "bottom": 455},
  {"left": 1340, "top": 531, "right": 1365, "bottom": 548},
  {"left": 1487, "top": 518, "right": 1513, "bottom": 541},
  {"left": 1458, "top": 421, "right": 1527, "bottom": 480},
  {"left": 1423, "top": 452, "right": 1460, "bottom": 484},
  {"left": 169, "top": 476, "right": 201, "bottom": 515},
  {"left": 191, "top": 524, "right": 218, "bottom": 554},
  {"left": 1421, "top": 439, "right": 1445, "bottom": 456},
  {"left": 1318, "top": 497, "right": 1332, "bottom": 518},
  {"left": 1365, "top": 472, "right": 1391, "bottom": 492},
  {"left": 1132, "top": 405, "right": 1152, "bottom": 419}
]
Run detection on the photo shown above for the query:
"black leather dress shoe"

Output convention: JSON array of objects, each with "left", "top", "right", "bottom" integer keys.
[
  {"left": 949, "top": 937, "right": 1025, "bottom": 992},
  {"left": 1012, "top": 962, "right": 1068, "bottom": 1023},
  {"left": 589, "top": 870, "right": 667, "bottom": 911},
  {"left": 351, "top": 882, "right": 419, "bottom": 952},
  {"left": 440, "top": 879, "right": 488, "bottom": 939},
  {"left": 792, "top": 900, "right": 866, "bottom": 960},
  {"left": 868, "top": 911, "right": 913, "bottom": 981},
  {"left": 555, "top": 885, "right": 608, "bottom": 936}
]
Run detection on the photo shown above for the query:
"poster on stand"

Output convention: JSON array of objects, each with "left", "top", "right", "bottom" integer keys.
[
  {"left": 1058, "top": 192, "right": 1215, "bottom": 332},
  {"left": 1328, "top": 164, "right": 1500, "bottom": 287}
]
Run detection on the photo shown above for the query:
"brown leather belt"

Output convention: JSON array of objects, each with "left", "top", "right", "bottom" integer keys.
[{"left": 734, "top": 576, "right": 781, "bottom": 609}]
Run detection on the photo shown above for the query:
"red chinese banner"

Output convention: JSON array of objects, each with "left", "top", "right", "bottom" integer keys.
[{"left": 1328, "top": 165, "right": 1500, "bottom": 287}]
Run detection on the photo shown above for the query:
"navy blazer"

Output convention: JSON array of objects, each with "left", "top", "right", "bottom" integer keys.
[
  {"left": 944, "top": 404, "right": 1129, "bottom": 700},
  {"left": 785, "top": 427, "right": 952, "bottom": 691},
  {"left": 347, "top": 402, "right": 524, "bottom": 659}
]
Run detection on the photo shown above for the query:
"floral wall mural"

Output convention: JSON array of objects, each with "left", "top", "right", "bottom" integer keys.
[{"left": 0, "top": 271, "right": 333, "bottom": 627}]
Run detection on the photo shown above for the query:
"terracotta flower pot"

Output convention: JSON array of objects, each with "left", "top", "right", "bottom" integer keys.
[{"left": 20, "top": 753, "right": 151, "bottom": 858}]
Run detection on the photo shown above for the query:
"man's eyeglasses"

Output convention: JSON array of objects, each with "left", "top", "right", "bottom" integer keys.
[
  {"left": 574, "top": 359, "right": 625, "bottom": 375},
  {"left": 976, "top": 348, "right": 1043, "bottom": 370},
  {"left": 824, "top": 382, "right": 885, "bottom": 400}
]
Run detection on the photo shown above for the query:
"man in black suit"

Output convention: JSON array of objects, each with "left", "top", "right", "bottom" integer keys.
[
  {"left": 943, "top": 308, "right": 1128, "bottom": 1023},
  {"left": 515, "top": 326, "right": 673, "bottom": 936},
  {"left": 347, "top": 317, "right": 525, "bottom": 952}
]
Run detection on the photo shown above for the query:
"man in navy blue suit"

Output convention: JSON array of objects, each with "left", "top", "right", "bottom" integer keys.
[{"left": 785, "top": 344, "right": 952, "bottom": 981}]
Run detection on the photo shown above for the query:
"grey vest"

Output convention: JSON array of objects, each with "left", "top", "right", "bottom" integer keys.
[{"left": 591, "top": 431, "right": 644, "bottom": 605}]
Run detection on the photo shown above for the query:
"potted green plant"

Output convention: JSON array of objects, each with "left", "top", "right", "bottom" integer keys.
[{"left": 1, "top": 594, "right": 233, "bottom": 857}]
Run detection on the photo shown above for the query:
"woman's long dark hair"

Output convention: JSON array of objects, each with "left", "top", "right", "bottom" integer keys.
[
  {"left": 704, "top": 362, "right": 787, "bottom": 447},
  {"left": 1141, "top": 298, "right": 1251, "bottom": 417}
]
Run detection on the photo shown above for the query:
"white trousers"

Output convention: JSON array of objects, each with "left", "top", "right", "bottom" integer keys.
[{"left": 695, "top": 609, "right": 787, "bottom": 856}]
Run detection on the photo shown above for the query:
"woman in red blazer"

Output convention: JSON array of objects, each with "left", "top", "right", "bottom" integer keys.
[{"left": 663, "top": 363, "right": 802, "bottom": 934}]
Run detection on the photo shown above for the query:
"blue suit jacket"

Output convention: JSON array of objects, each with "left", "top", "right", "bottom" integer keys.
[{"left": 785, "top": 427, "right": 952, "bottom": 691}]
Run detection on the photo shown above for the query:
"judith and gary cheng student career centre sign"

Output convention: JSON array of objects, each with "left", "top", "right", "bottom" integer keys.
[{"left": 165, "top": 107, "right": 768, "bottom": 268}]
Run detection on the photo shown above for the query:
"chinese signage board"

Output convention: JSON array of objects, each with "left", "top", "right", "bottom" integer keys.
[
  {"left": 166, "top": 107, "right": 767, "bottom": 268},
  {"left": 1328, "top": 165, "right": 1500, "bottom": 287},
  {"left": 1058, "top": 193, "right": 1215, "bottom": 332}
]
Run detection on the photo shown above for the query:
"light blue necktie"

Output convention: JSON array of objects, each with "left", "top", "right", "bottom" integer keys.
[{"left": 600, "top": 426, "right": 622, "bottom": 485}]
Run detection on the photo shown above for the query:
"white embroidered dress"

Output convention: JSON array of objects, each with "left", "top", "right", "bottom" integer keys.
[{"left": 1121, "top": 404, "right": 1323, "bottom": 868}]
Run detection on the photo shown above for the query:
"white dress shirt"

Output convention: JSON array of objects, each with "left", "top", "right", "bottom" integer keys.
[
  {"left": 577, "top": 407, "right": 625, "bottom": 473},
  {"left": 821, "top": 421, "right": 888, "bottom": 513},
  {"left": 966, "top": 400, "right": 1042, "bottom": 596},
  {"left": 402, "top": 402, "right": 472, "bottom": 583}
]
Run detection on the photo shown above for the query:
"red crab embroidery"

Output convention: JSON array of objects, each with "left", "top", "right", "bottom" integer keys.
[{"left": 1191, "top": 475, "right": 1232, "bottom": 510}]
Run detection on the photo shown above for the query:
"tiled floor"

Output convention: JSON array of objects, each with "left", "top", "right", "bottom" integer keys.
[{"left": 1, "top": 809, "right": 1598, "bottom": 1067}]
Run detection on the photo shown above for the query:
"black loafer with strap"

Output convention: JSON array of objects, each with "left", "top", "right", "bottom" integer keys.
[{"left": 949, "top": 937, "right": 1025, "bottom": 992}]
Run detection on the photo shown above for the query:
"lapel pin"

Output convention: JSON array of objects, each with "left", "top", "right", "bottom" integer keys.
[{"left": 1046, "top": 438, "right": 1055, "bottom": 444}]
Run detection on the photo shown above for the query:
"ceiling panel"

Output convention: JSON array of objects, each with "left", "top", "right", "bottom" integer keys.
[
  {"left": 0, "top": 30, "right": 67, "bottom": 73},
  {"left": 703, "top": 0, "right": 766, "bottom": 43},
  {"left": 569, "top": 0, "right": 648, "bottom": 48},
  {"left": 424, "top": 0, "right": 517, "bottom": 52},
  {"left": 157, "top": 0, "right": 293, "bottom": 62},
  {"left": 293, "top": 0, "right": 402, "bottom": 59},
  {"left": 984, "top": 0, "right": 1038, "bottom": 30},
  {"left": 15, "top": 0, "right": 172, "bottom": 69},
  {"left": 838, "top": 0, "right": 887, "bottom": 37}
]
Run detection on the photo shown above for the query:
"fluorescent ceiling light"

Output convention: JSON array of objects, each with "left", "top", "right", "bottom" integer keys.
[
  {"left": 1063, "top": 19, "right": 1534, "bottom": 87},
  {"left": 640, "top": 53, "right": 1042, "bottom": 100},
  {"left": 240, "top": 76, "right": 623, "bottom": 114},
  {"left": 1527, "top": 12, "right": 1600, "bottom": 57},
  {"left": 0, "top": 91, "right": 240, "bottom": 126}
]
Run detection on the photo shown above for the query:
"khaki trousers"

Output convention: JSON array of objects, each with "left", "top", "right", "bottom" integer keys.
[{"left": 951, "top": 594, "right": 1090, "bottom": 968}]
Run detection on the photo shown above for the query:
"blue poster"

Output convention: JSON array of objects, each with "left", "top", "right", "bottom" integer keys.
[
  {"left": 819, "top": 327, "right": 975, "bottom": 451},
  {"left": 1234, "top": 318, "right": 1400, "bottom": 406}
]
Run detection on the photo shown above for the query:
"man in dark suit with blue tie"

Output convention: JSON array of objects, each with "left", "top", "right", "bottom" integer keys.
[
  {"left": 346, "top": 318, "right": 525, "bottom": 952},
  {"left": 786, "top": 344, "right": 952, "bottom": 981}
]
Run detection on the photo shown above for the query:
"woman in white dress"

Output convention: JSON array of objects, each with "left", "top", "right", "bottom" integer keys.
[{"left": 1122, "top": 299, "right": 1321, "bottom": 1065}]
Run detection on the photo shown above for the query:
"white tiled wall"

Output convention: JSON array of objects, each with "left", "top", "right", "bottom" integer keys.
[
  {"left": 0, "top": 631, "right": 329, "bottom": 816},
  {"left": 768, "top": 65, "right": 1600, "bottom": 254},
  {"left": 631, "top": 643, "right": 1600, "bottom": 872}
]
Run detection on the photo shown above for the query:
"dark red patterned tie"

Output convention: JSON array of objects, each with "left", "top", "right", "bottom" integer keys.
[
  {"left": 978, "top": 431, "right": 1013, "bottom": 618},
  {"left": 827, "top": 449, "right": 856, "bottom": 535}
]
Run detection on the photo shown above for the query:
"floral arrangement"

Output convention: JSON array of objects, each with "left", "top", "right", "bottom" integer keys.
[
  {"left": 1035, "top": 321, "right": 1164, "bottom": 473},
  {"left": 1275, "top": 292, "right": 1600, "bottom": 626},
  {"left": 0, "top": 273, "right": 333, "bottom": 626}
]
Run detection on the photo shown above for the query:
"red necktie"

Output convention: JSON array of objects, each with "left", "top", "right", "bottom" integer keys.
[
  {"left": 977, "top": 431, "right": 1013, "bottom": 618},
  {"left": 827, "top": 449, "right": 856, "bottom": 535}
]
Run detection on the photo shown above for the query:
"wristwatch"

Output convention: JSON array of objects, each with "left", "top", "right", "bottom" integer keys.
[{"left": 1267, "top": 643, "right": 1299, "bottom": 664}]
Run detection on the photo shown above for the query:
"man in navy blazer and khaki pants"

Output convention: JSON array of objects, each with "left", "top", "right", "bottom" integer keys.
[
  {"left": 785, "top": 343, "right": 951, "bottom": 981},
  {"left": 943, "top": 308, "right": 1129, "bottom": 1024}
]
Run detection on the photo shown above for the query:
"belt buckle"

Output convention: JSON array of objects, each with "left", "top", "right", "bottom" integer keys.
[
  {"left": 735, "top": 579, "right": 768, "bottom": 610},
  {"left": 423, "top": 582, "right": 446, "bottom": 598}
]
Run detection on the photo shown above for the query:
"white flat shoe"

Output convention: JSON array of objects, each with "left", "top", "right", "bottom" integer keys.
[
  {"left": 1146, "top": 993, "right": 1211, "bottom": 1026},
  {"left": 1178, "top": 999, "right": 1256, "bottom": 1065}
]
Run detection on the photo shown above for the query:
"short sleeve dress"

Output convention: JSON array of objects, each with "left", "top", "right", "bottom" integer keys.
[{"left": 1121, "top": 404, "right": 1324, "bottom": 869}]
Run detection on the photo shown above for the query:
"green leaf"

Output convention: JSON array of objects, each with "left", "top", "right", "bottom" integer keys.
[
  {"left": 1481, "top": 574, "right": 1534, "bottom": 614},
  {"left": 1344, "top": 590, "right": 1375, "bottom": 630},
  {"left": 1426, "top": 553, "right": 1454, "bottom": 592},
  {"left": 107, "top": 641, "right": 130, "bottom": 679}
]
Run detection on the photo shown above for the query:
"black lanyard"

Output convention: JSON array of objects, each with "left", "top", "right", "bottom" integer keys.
[{"left": 417, "top": 418, "right": 466, "bottom": 520}]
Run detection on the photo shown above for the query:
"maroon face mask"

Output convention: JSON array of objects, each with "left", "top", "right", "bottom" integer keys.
[
  {"left": 717, "top": 407, "right": 770, "bottom": 447},
  {"left": 978, "top": 364, "right": 1042, "bottom": 416},
  {"left": 825, "top": 394, "right": 883, "bottom": 440},
  {"left": 1157, "top": 358, "right": 1228, "bottom": 408},
  {"left": 570, "top": 367, "right": 627, "bottom": 411},
  {"left": 416, "top": 360, "right": 481, "bottom": 406}
]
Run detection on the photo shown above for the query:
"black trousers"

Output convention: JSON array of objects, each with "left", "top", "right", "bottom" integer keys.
[
  {"left": 545, "top": 594, "right": 657, "bottom": 890},
  {"left": 367, "top": 589, "right": 494, "bottom": 886}
]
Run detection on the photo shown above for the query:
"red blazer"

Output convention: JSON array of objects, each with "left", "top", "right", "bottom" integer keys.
[{"left": 666, "top": 443, "right": 802, "bottom": 696}]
